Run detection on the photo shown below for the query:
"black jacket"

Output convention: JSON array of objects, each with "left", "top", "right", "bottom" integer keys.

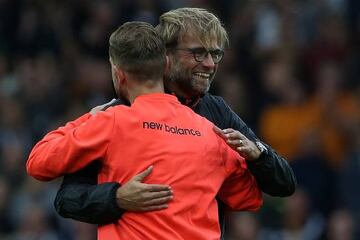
[{"left": 54, "top": 93, "right": 296, "bottom": 231}]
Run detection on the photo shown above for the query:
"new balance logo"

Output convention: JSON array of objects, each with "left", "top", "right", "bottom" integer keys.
[{"left": 143, "top": 121, "right": 201, "bottom": 136}]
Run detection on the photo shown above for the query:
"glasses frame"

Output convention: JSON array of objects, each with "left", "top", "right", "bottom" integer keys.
[{"left": 174, "top": 47, "right": 224, "bottom": 64}]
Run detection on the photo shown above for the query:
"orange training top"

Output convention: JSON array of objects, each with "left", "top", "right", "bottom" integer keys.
[{"left": 27, "top": 93, "right": 262, "bottom": 240}]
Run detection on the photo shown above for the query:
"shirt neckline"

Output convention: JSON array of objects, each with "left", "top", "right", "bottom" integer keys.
[{"left": 132, "top": 93, "right": 180, "bottom": 105}]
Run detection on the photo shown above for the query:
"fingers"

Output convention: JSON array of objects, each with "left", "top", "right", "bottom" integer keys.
[
  {"left": 138, "top": 191, "right": 173, "bottom": 211},
  {"left": 216, "top": 128, "right": 247, "bottom": 142},
  {"left": 227, "top": 139, "right": 244, "bottom": 146},
  {"left": 143, "top": 195, "right": 173, "bottom": 207},
  {"left": 223, "top": 130, "right": 246, "bottom": 147},
  {"left": 139, "top": 204, "right": 169, "bottom": 212},
  {"left": 237, "top": 146, "right": 247, "bottom": 151},
  {"left": 213, "top": 127, "right": 240, "bottom": 140},
  {"left": 236, "top": 146, "right": 249, "bottom": 154},
  {"left": 90, "top": 99, "right": 118, "bottom": 115},
  {"left": 146, "top": 184, "right": 172, "bottom": 192},
  {"left": 142, "top": 189, "right": 173, "bottom": 199},
  {"left": 117, "top": 166, "right": 175, "bottom": 212},
  {"left": 108, "top": 98, "right": 117, "bottom": 104},
  {"left": 219, "top": 130, "right": 252, "bottom": 160},
  {"left": 104, "top": 98, "right": 117, "bottom": 106},
  {"left": 221, "top": 128, "right": 235, "bottom": 134},
  {"left": 133, "top": 166, "right": 153, "bottom": 182},
  {"left": 213, "top": 127, "right": 247, "bottom": 152},
  {"left": 213, "top": 125, "right": 226, "bottom": 138},
  {"left": 131, "top": 190, "right": 173, "bottom": 212},
  {"left": 224, "top": 131, "right": 246, "bottom": 141}
]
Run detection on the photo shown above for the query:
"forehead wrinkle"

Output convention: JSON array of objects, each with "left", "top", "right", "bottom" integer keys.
[{"left": 179, "top": 29, "right": 220, "bottom": 49}]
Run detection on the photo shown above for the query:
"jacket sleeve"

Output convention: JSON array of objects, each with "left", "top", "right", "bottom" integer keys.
[
  {"left": 217, "top": 96, "right": 297, "bottom": 197},
  {"left": 26, "top": 111, "right": 114, "bottom": 181},
  {"left": 54, "top": 99, "right": 127, "bottom": 224},
  {"left": 218, "top": 170, "right": 263, "bottom": 211},
  {"left": 54, "top": 161, "right": 125, "bottom": 224},
  {"left": 217, "top": 144, "right": 263, "bottom": 211}
]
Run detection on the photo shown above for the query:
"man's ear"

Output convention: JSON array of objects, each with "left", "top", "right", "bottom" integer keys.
[{"left": 115, "top": 66, "right": 126, "bottom": 85}]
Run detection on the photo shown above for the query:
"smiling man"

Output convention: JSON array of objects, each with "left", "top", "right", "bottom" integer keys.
[
  {"left": 167, "top": 40, "right": 224, "bottom": 98},
  {"left": 27, "top": 21, "right": 262, "bottom": 240},
  {"left": 160, "top": 8, "right": 228, "bottom": 105},
  {"left": 54, "top": 8, "right": 296, "bottom": 239}
]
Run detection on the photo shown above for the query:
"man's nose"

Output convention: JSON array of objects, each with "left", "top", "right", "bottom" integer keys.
[{"left": 201, "top": 53, "right": 216, "bottom": 68}]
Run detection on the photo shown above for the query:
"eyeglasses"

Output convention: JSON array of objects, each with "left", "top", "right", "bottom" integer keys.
[{"left": 174, "top": 47, "right": 224, "bottom": 64}]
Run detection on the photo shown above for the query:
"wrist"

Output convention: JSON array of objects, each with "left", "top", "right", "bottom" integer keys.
[
  {"left": 255, "top": 141, "right": 267, "bottom": 154},
  {"left": 112, "top": 183, "right": 125, "bottom": 211},
  {"left": 252, "top": 141, "right": 268, "bottom": 164}
]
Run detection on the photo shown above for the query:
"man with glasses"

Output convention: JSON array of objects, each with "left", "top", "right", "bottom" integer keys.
[
  {"left": 27, "top": 21, "right": 262, "bottom": 240},
  {"left": 54, "top": 8, "right": 296, "bottom": 238},
  {"left": 174, "top": 48, "right": 224, "bottom": 64}
]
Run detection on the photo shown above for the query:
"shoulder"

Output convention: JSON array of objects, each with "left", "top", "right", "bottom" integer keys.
[
  {"left": 104, "top": 104, "right": 132, "bottom": 119},
  {"left": 197, "top": 93, "right": 232, "bottom": 115},
  {"left": 196, "top": 93, "right": 235, "bottom": 128},
  {"left": 201, "top": 93, "right": 228, "bottom": 107},
  {"left": 90, "top": 104, "right": 130, "bottom": 122}
]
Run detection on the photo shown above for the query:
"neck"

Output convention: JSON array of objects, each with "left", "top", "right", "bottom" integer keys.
[
  {"left": 128, "top": 79, "right": 165, "bottom": 104},
  {"left": 165, "top": 81, "right": 202, "bottom": 108}
]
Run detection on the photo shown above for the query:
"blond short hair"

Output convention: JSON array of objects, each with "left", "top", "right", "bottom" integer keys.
[
  {"left": 109, "top": 21, "right": 166, "bottom": 81},
  {"left": 156, "top": 8, "right": 229, "bottom": 49}
]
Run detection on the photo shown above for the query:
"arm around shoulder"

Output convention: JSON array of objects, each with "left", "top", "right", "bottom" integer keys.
[{"left": 26, "top": 111, "right": 114, "bottom": 181}]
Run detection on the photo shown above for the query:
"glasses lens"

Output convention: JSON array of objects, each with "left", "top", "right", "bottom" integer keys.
[
  {"left": 210, "top": 50, "right": 223, "bottom": 63},
  {"left": 193, "top": 48, "right": 208, "bottom": 62},
  {"left": 182, "top": 48, "right": 224, "bottom": 64}
]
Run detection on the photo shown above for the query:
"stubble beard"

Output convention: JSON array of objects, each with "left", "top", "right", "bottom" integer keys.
[{"left": 167, "top": 64, "right": 213, "bottom": 98}]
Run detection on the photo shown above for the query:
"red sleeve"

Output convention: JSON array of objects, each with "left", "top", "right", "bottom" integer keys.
[
  {"left": 26, "top": 111, "right": 114, "bottom": 181},
  {"left": 218, "top": 144, "right": 263, "bottom": 211}
]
